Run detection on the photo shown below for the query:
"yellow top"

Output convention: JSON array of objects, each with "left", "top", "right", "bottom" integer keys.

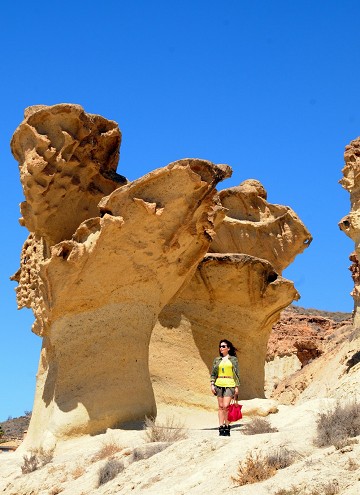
[{"left": 215, "top": 359, "right": 236, "bottom": 387}]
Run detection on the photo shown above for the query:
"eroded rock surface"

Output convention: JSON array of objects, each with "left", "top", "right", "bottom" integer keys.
[
  {"left": 151, "top": 181, "right": 311, "bottom": 407},
  {"left": 339, "top": 137, "right": 360, "bottom": 324},
  {"left": 11, "top": 104, "right": 231, "bottom": 448},
  {"left": 209, "top": 179, "right": 312, "bottom": 273},
  {"left": 151, "top": 254, "right": 298, "bottom": 406},
  {"left": 11, "top": 104, "right": 126, "bottom": 247}
]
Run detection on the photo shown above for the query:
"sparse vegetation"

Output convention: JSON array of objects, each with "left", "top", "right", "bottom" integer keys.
[
  {"left": 317, "top": 480, "right": 339, "bottom": 495},
  {"left": 273, "top": 488, "right": 302, "bottom": 495},
  {"left": 21, "top": 452, "right": 39, "bottom": 473},
  {"left": 98, "top": 458, "right": 124, "bottom": 486},
  {"left": 49, "top": 487, "right": 64, "bottom": 495},
  {"left": 273, "top": 481, "right": 340, "bottom": 495},
  {"left": 347, "top": 458, "right": 359, "bottom": 471},
  {"left": 313, "top": 400, "right": 360, "bottom": 448},
  {"left": 92, "top": 440, "right": 123, "bottom": 461},
  {"left": 71, "top": 463, "right": 86, "bottom": 479},
  {"left": 132, "top": 443, "right": 170, "bottom": 461},
  {"left": 143, "top": 416, "right": 187, "bottom": 443},
  {"left": 232, "top": 448, "right": 297, "bottom": 486},
  {"left": 21, "top": 447, "right": 54, "bottom": 474},
  {"left": 266, "top": 448, "right": 300, "bottom": 469},
  {"left": 232, "top": 451, "right": 276, "bottom": 486},
  {"left": 241, "top": 417, "right": 278, "bottom": 435}
]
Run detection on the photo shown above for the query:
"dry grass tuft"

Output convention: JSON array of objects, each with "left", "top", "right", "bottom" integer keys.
[
  {"left": 241, "top": 417, "right": 278, "bottom": 435},
  {"left": 266, "top": 448, "right": 300, "bottom": 470},
  {"left": 71, "top": 463, "right": 86, "bottom": 479},
  {"left": 92, "top": 440, "right": 123, "bottom": 461},
  {"left": 232, "top": 448, "right": 298, "bottom": 486},
  {"left": 314, "top": 400, "right": 360, "bottom": 448},
  {"left": 347, "top": 457, "right": 359, "bottom": 471},
  {"left": 49, "top": 488, "right": 64, "bottom": 495},
  {"left": 21, "top": 447, "right": 54, "bottom": 474},
  {"left": 273, "top": 488, "right": 302, "bottom": 495},
  {"left": 98, "top": 458, "right": 124, "bottom": 486},
  {"left": 273, "top": 480, "right": 340, "bottom": 495},
  {"left": 312, "top": 481, "right": 339, "bottom": 495},
  {"left": 232, "top": 452, "right": 277, "bottom": 485},
  {"left": 21, "top": 452, "right": 39, "bottom": 473},
  {"left": 144, "top": 416, "right": 187, "bottom": 443}
]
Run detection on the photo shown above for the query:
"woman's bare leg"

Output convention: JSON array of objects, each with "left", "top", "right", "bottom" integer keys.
[{"left": 222, "top": 395, "right": 232, "bottom": 426}]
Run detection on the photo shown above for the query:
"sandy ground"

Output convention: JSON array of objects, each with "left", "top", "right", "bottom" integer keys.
[{"left": 1, "top": 398, "right": 359, "bottom": 495}]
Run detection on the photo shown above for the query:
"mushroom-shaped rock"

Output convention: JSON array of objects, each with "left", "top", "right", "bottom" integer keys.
[
  {"left": 21, "top": 159, "right": 230, "bottom": 449},
  {"left": 11, "top": 104, "right": 126, "bottom": 247},
  {"left": 151, "top": 254, "right": 298, "bottom": 407},
  {"left": 11, "top": 103, "right": 232, "bottom": 450},
  {"left": 209, "top": 180, "right": 312, "bottom": 273}
]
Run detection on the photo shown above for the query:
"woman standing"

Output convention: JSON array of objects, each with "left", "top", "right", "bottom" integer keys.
[{"left": 210, "top": 339, "right": 240, "bottom": 436}]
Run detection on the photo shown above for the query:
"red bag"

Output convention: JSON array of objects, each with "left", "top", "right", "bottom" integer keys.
[{"left": 227, "top": 401, "right": 242, "bottom": 423}]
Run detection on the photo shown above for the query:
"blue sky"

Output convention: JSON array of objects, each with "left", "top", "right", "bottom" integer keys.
[{"left": 1, "top": 0, "right": 359, "bottom": 420}]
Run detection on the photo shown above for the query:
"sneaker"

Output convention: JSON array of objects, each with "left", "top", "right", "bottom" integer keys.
[
  {"left": 218, "top": 425, "right": 226, "bottom": 436},
  {"left": 224, "top": 425, "right": 231, "bottom": 436}
]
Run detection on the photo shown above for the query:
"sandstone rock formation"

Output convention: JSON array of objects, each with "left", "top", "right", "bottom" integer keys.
[
  {"left": 150, "top": 181, "right": 311, "bottom": 406},
  {"left": 209, "top": 179, "right": 311, "bottom": 273},
  {"left": 339, "top": 137, "right": 360, "bottom": 325},
  {"left": 11, "top": 104, "right": 231, "bottom": 448}
]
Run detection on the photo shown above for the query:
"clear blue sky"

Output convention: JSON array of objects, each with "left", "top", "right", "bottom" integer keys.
[{"left": 1, "top": 0, "right": 359, "bottom": 420}]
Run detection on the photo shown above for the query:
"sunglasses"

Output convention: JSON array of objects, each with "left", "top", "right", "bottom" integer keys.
[{"left": 219, "top": 345, "right": 228, "bottom": 348}]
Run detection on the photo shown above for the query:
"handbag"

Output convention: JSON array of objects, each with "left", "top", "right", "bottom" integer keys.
[{"left": 227, "top": 400, "right": 242, "bottom": 423}]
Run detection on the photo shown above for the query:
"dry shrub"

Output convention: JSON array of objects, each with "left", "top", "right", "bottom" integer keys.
[
  {"left": 232, "top": 448, "right": 298, "bottom": 486},
  {"left": 49, "top": 488, "right": 63, "bottom": 495},
  {"left": 232, "top": 452, "right": 276, "bottom": 485},
  {"left": 21, "top": 452, "right": 39, "bottom": 473},
  {"left": 21, "top": 447, "right": 54, "bottom": 474},
  {"left": 92, "top": 440, "right": 123, "bottom": 461},
  {"left": 274, "top": 480, "right": 340, "bottom": 495},
  {"left": 273, "top": 488, "right": 302, "bottom": 495},
  {"left": 334, "top": 437, "right": 358, "bottom": 450},
  {"left": 241, "top": 417, "right": 278, "bottom": 435},
  {"left": 347, "top": 457, "right": 359, "bottom": 471},
  {"left": 71, "top": 463, "right": 86, "bottom": 479},
  {"left": 98, "top": 458, "right": 124, "bottom": 486},
  {"left": 310, "top": 481, "right": 339, "bottom": 495},
  {"left": 144, "top": 416, "right": 187, "bottom": 443},
  {"left": 314, "top": 401, "right": 360, "bottom": 448},
  {"left": 132, "top": 442, "right": 169, "bottom": 462},
  {"left": 266, "top": 448, "right": 299, "bottom": 470}
]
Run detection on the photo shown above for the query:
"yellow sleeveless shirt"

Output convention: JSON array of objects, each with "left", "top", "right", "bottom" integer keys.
[{"left": 215, "top": 359, "right": 236, "bottom": 387}]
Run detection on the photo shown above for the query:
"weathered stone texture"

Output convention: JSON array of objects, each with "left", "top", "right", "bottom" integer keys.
[
  {"left": 11, "top": 104, "right": 126, "bottom": 247},
  {"left": 209, "top": 179, "right": 312, "bottom": 273},
  {"left": 339, "top": 137, "right": 360, "bottom": 324},
  {"left": 151, "top": 254, "right": 298, "bottom": 407}
]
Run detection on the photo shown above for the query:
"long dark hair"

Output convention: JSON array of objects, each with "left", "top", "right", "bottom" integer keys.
[{"left": 218, "top": 339, "right": 237, "bottom": 357}]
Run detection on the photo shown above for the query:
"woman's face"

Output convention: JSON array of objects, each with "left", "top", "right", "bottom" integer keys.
[{"left": 219, "top": 342, "right": 229, "bottom": 356}]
